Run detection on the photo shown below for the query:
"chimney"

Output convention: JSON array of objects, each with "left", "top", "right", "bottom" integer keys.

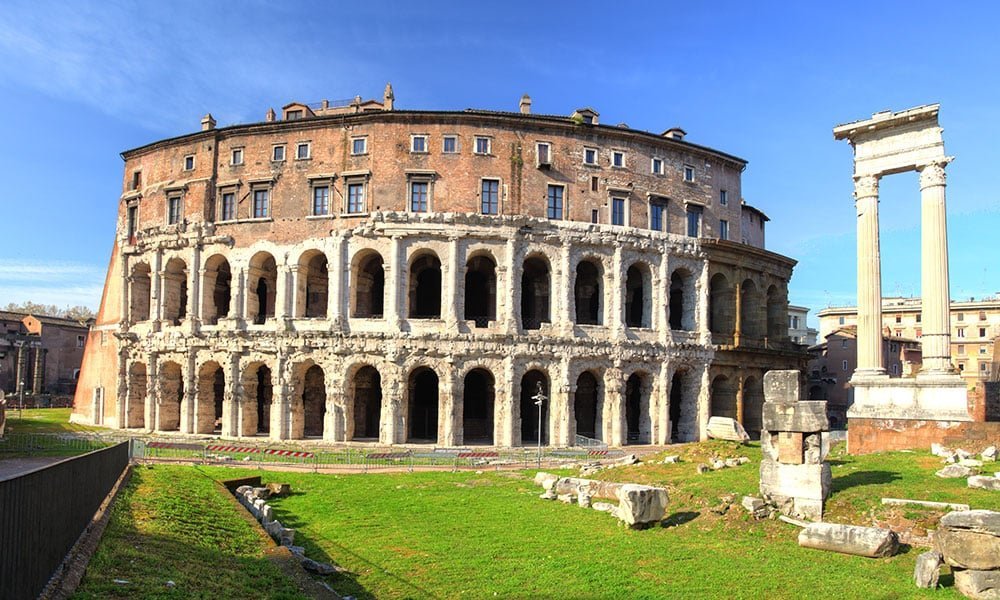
[
  {"left": 662, "top": 127, "right": 687, "bottom": 141},
  {"left": 519, "top": 94, "right": 531, "bottom": 114},
  {"left": 201, "top": 114, "right": 216, "bottom": 131},
  {"left": 265, "top": 108, "right": 275, "bottom": 122},
  {"left": 321, "top": 99, "right": 329, "bottom": 110},
  {"left": 384, "top": 82, "right": 395, "bottom": 111}
]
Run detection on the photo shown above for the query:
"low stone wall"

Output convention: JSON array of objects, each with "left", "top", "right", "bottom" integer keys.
[{"left": 848, "top": 419, "right": 1000, "bottom": 455}]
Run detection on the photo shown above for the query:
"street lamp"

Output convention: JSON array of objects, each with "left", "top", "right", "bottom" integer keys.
[{"left": 531, "top": 381, "right": 547, "bottom": 467}]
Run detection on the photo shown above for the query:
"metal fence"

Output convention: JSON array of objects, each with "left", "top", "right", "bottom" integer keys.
[
  {"left": 0, "top": 432, "right": 129, "bottom": 457},
  {"left": 0, "top": 441, "right": 130, "bottom": 600}
]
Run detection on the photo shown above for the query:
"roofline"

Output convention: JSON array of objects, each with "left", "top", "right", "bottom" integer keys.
[
  {"left": 741, "top": 202, "right": 770, "bottom": 222},
  {"left": 120, "top": 109, "right": 748, "bottom": 167}
]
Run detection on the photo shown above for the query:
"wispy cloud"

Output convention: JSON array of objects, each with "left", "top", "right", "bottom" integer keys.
[{"left": 0, "top": 259, "right": 104, "bottom": 309}]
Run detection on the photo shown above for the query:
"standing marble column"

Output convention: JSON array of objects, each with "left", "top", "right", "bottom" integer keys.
[
  {"left": 918, "top": 160, "right": 955, "bottom": 374},
  {"left": 853, "top": 174, "right": 886, "bottom": 377}
]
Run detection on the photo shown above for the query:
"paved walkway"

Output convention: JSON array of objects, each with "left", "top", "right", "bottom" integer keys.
[{"left": 0, "top": 456, "right": 65, "bottom": 481}]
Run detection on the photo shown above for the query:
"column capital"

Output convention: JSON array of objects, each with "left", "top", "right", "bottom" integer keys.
[
  {"left": 918, "top": 158, "right": 953, "bottom": 190},
  {"left": 852, "top": 174, "right": 880, "bottom": 199}
]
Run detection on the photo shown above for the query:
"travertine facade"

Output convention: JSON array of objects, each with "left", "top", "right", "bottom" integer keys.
[{"left": 72, "top": 88, "right": 804, "bottom": 446}]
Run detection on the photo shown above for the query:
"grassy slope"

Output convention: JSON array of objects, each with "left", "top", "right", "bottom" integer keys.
[
  {"left": 72, "top": 465, "right": 306, "bottom": 600},
  {"left": 3, "top": 407, "right": 106, "bottom": 434}
]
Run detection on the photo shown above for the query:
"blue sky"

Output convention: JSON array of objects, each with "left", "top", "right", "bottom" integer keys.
[{"left": 1, "top": 1, "right": 997, "bottom": 325}]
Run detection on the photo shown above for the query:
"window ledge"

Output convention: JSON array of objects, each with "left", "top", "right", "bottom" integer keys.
[
  {"left": 306, "top": 214, "right": 336, "bottom": 220},
  {"left": 341, "top": 212, "right": 370, "bottom": 218},
  {"left": 244, "top": 217, "right": 273, "bottom": 223}
]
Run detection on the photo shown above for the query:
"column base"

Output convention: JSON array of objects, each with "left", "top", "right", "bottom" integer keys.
[{"left": 849, "top": 369, "right": 888, "bottom": 385}]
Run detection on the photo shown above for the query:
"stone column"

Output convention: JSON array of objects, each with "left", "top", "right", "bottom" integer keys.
[
  {"left": 559, "top": 243, "right": 573, "bottom": 335},
  {"left": 503, "top": 236, "right": 518, "bottom": 334},
  {"left": 278, "top": 265, "right": 294, "bottom": 326},
  {"left": 604, "top": 367, "right": 625, "bottom": 446},
  {"left": 328, "top": 235, "right": 345, "bottom": 330},
  {"left": 609, "top": 247, "right": 624, "bottom": 336},
  {"left": 497, "top": 356, "right": 516, "bottom": 447},
  {"left": 31, "top": 347, "right": 45, "bottom": 394},
  {"left": 735, "top": 371, "right": 745, "bottom": 425},
  {"left": 271, "top": 354, "right": 289, "bottom": 440},
  {"left": 180, "top": 353, "right": 196, "bottom": 434},
  {"left": 385, "top": 236, "right": 402, "bottom": 330},
  {"left": 554, "top": 358, "right": 572, "bottom": 446},
  {"left": 852, "top": 175, "right": 886, "bottom": 377},
  {"left": 918, "top": 160, "right": 955, "bottom": 375},
  {"left": 151, "top": 250, "right": 164, "bottom": 330},
  {"left": 222, "top": 354, "right": 240, "bottom": 438},
  {"left": 323, "top": 371, "right": 345, "bottom": 442},
  {"left": 697, "top": 362, "right": 712, "bottom": 441},
  {"left": 380, "top": 366, "right": 405, "bottom": 445},
  {"left": 439, "top": 363, "right": 457, "bottom": 446},
  {"left": 446, "top": 236, "right": 461, "bottom": 331},
  {"left": 187, "top": 245, "right": 202, "bottom": 332},
  {"left": 147, "top": 353, "right": 160, "bottom": 431},
  {"left": 656, "top": 362, "right": 672, "bottom": 445},
  {"left": 697, "top": 261, "right": 711, "bottom": 345},
  {"left": 733, "top": 279, "right": 743, "bottom": 346}
]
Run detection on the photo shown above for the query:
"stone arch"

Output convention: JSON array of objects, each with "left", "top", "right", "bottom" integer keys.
[
  {"left": 202, "top": 254, "right": 231, "bottom": 325},
  {"left": 520, "top": 254, "right": 551, "bottom": 330},
  {"left": 625, "top": 371, "right": 652, "bottom": 444},
  {"left": 669, "top": 268, "right": 695, "bottom": 331},
  {"left": 574, "top": 371, "right": 601, "bottom": 442},
  {"left": 742, "top": 375, "right": 765, "bottom": 439},
  {"left": 348, "top": 364, "right": 382, "bottom": 440},
  {"left": 741, "top": 278, "right": 763, "bottom": 340},
  {"left": 158, "top": 361, "right": 183, "bottom": 432},
  {"left": 350, "top": 249, "right": 385, "bottom": 318},
  {"left": 519, "top": 369, "right": 549, "bottom": 446},
  {"left": 709, "top": 273, "right": 735, "bottom": 337},
  {"left": 407, "top": 366, "right": 439, "bottom": 442},
  {"left": 163, "top": 257, "right": 188, "bottom": 325},
  {"left": 625, "top": 262, "right": 651, "bottom": 328},
  {"left": 297, "top": 250, "right": 329, "bottom": 319},
  {"left": 241, "top": 362, "right": 273, "bottom": 435},
  {"left": 574, "top": 258, "right": 603, "bottom": 325},
  {"left": 300, "top": 364, "right": 326, "bottom": 437},
  {"left": 126, "top": 362, "right": 146, "bottom": 428},
  {"left": 465, "top": 254, "right": 497, "bottom": 328},
  {"left": 463, "top": 368, "right": 495, "bottom": 444},
  {"left": 766, "top": 285, "right": 786, "bottom": 341},
  {"left": 710, "top": 374, "right": 737, "bottom": 420},
  {"left": 409, "top": 252, "right": 442, "bottom": 319},
  {"left": 129, "top": 263, "right": 151, "bottom": 322},
  {"left": 669, "top": 370, "right": 685, "bottom": 442},
  {"left": 248, "top": 252, "right": 277, "bottom": 325},
  {"left": 195, "top": 361, "right": 225, "bottom": 434}
]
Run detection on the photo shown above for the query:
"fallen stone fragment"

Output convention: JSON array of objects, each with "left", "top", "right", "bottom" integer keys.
[
  {"left": 615, "top": 484, "right": 669, "bottom": 529},
  {"left": 741, "top": 496, "right": 773, "bottom": 519},
  {"left": 288, "top": 545, "right": 305, "bottom": 556},
  {"left": 724, "top": 458, "right": 741, "bottom": 468},
  {"left": 578, "top": 491, "right": 592, "bottom": 508},
  {"left": 710, "top": 459, "right": 726, "bottom": 470},
  {"left": 539, "top": 490, "right": 557, "bottom": 500},
  {"left": 302, "top": 558, "right": 337, "bottom": 575},
  {"left": 662, "top": 455, "right": 681, "bottom": 464},
  {"left": 982, "top": 446, "right": 998, "bottom": 462},
  {"left": 261, "top": 505, "right": 274, "bottom": 522},
  {"left": 534, "top": 472, "right": 558, "bottom": 487},
  {"left": 266, "top": 482, "right": 291, "bottom": 497},
  {"left": 706, "top": 416, "right": 750, "bottom": 442},
  {"left": 252, "top": 487, "right": 271, "bottom": 500},
  {"left": 956, "top": 449, "right": 973, "bottom": 461},
  {"left": 280, "top": 528, "right": 295, "bottom": 547},
  {"left": 798, "top": 523, "right": 899, "bottom": 558},
  {"left": 960, "top": 459, "right": 985, "bottom": 468},
  {"left": 914, "top": 550, "right": 942, "bottom": 589},
  {"left": 235, "top": 485, "right": 253, "bottom": 495},
  {"left": 881, "top": 497, "right": 970, "bottom": 511},
  {"left": 591, "top": 502, "right": 616, "bottom": 513},
  {"left": 696, "top": 464, "right": 711, "bottom": 474},
  {"left": 937, "top": 464, "right": 976, "bottom": 478},
  {"left": 557, "top": 493, "right": 576, "bottom": 504},
  {"left": 931, "top": 443, "right": 950, "bottom": 457},
  {"left": 954, "top": 569, "right": 1000, "bottom": 600},
  {"left": 936, "top": 511, "right": 1000, "bottom": 571},
  {"left": 737, "top": 456, "right": 751, "bottom": 465},
  {"left": 619, "top": 454, "right": 640, "bottom": 466},
  {"left": 968, "top": 476, "right": 1000, "bottom": 491}
]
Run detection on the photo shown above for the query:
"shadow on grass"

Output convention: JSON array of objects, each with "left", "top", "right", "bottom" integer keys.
[
  {"left": 661, "top": 511, "right": 700, "bottom": 528},
  {"left": 830, "top": 470, "right": 901, "bottom": 494}
]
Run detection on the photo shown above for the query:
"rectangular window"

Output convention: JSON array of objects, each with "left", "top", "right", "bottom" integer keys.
[
  {"left": 649, "top": 201, "right": 665, "bottom": 231},
  {"left": 272, "top": 145, "right": 285, "bottom": 161},
  {"left": 842, "top": 360, "right": 849, "bottom": 371},
  {"left": 167, "top": 196, "right": 182, "bottom": 225},
  {"left": 591, "top": 209, "right": 598, "bottom": 224},
  {"left": 231, "top": 148, "right": 244, "bottom": 165},
  {"left": 347, "top": 183, "right": 365, "bottom": 214},
  {"left": 410, "top": 181, "right": 429, "bottom": 212},
  {"left": 411, "top": 135, "right": 428, "bottom": 153},
  {"left": 221, "top": 192, "right": 236, "bottom": 221},
  {"left": 591, "top": 176, "right": 599, "bottom": 192},
  {"left": 982, "top": 362, "right": 989, "bottom": 371},
  {"left": 131, "top": 171, "right": 141, "bottom": 191},
  {"left": 611, "top": 197, "right": 625, "bottom": 226},
  {"left": 296, "top": 142, "right": 310, "bottom": 160},
  {"left": 481, "top": 179, "right": 499, "bottom": 215},
  {"left": 895, "top": 314, "right": 902, "bottom": 323},
  {"left": 184, "top": 155, "right": 195, "bottom": 171},
  {"left": 980, "top": 327, "right": 987, "bottom": 338},
  {"left": 958, "top": 345, "right": 966, "bottom": 355},
  {"left": 980, "top": 310, "right": 987, "bottom": 320},
  {"left": 651, "top": 157, "right": 664, "bottom": 175},
  {"left": 916, "top": 313, "right": 922, "bottom": 323},
  {"left": 720, "top": 190, "right": 728, "bottom": 206},
  {"left": 351, "top": 137, "right": 367, "bottom": 155},
  {"left": 475, "top": 137, "right": 491, "bottom": 155},
  {"left": 840, "top": 338, "right": 848, "bottom": 347},
  {"left": 286, "top": 109, "right": 303, "bottom": 120},
  {"left": 537, "top": 142, "right": 551, "bottom": 166},
  {"left": 958, "top": 312, "right": 965, "bottom": 321},
  {"left": 252, "top": 189, "right": 269, "bottom": 218},
  {"left": 546, "top": 185, "right": 564, "bottom": 220},
  {"left": 683, "top": 165, "right": 695, "bottom": 182},
  {"left": 76, "top": 335, "right": 85, "bottom": 348},
  {"left": 584, "top": 147, "right": 598, "bottom": 165},
  {"left": 612, "top": 151, "right": 625, "bottom": 168},
  {"left": 957, "top": 328, "right": 966, "bottom": 338},
  {"left": 442, "top": 136, "right": 458, "bottom": 153},
  {"left": 127, "top": 205, "right": 138, "bottom": 241},
  {"left": 686, "top": 205, "right": 702, "bottom": 237},
  {"left": 312, "top": 186, "right": 329, "bottom": 216},
  {"left": 916, "top": 328, "right": 922, "bottom": 337},
  {"left": 839, "top": 316, "right": 846, "bottom": 325},
  {"left": 719, "top": 219, "right": 729, "bottom": 240},
  {"left": 980, "top": 345, "right": 988, "bottom": 355}
]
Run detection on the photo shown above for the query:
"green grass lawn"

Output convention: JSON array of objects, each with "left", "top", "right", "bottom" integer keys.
[{"left": 3, "top": 407, "right": 106, "bottom": 434}]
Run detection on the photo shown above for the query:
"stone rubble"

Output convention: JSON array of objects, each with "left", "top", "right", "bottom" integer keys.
[
  {"left": 914, "top": 551, "right": 943, "bottom": 589},
  {"left": 937, "top": 464, "right": 977, "bottom": 479},
  {"left": 797, "top": 522, "right": 899, "bottom": 558},
  {"left": 662, "top": 455, "right": 681, "bottom": 464},
  {"left": 982, "top": 446, "right": 998, "bottom": 462},
  {"left": 706, "top": 416, "right": 751, "bottom": 442},
  {"left": 968, "top": 476, "right": 1000, "bottom": 492},
  {"left": 935, "top": 510, "right": 1000, "bottom": 599},
  {"left": 741, "top": 496, "right": 775, "bottom": 520},
  {"left": 534, "top": 472, "right": 667, "bottom": 528},
  {"left": 615, "top": 484, "right": 669, "bottom": 529}
]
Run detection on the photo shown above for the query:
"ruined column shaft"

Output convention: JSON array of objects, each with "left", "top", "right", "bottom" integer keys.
[
  {"left": 853, "top": 176, "right": 885, "bottom": 376},
  {"left": 919, "top": 162, "right": 954, "bottom": 373}
]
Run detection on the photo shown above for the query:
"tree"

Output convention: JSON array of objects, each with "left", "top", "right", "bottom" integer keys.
[{"left": 3, "top": 302, "right": 95, "bottom": 320}]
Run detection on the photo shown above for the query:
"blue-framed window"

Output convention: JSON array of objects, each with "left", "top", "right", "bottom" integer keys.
[
  {"left": 611, "top": 197, "right": 625, "bottom": 226},
  {"left": 347, "top": 183, "right": 365, "bottom": 214},
  {"left": 481, "top": 179, "right": 499, "bottom": 215},
  {"left": 252, "top": 189, "right": 269, "bottom": 219},
  {"left": 410, "top": 181, "right": 429, "bottom": 212},
  {"left": 649, "top": 201, "right": 665, "bottom": 231},
  {"left": 546, "top": 185, "right": 563, "bottom": 220},
  {"left": 312, "top": 186, "right": 329, "bottom": 216}
]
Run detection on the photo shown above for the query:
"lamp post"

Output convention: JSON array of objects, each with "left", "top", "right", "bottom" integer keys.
[{"left": 531, "top": 381, "right": 547, "bottom": 467}]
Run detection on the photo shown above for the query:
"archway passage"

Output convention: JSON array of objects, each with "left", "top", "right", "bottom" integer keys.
[
  {"left": 625, "top": 265, "right": 647, "bottom": 328},
  {"left": 520, "top": 370, "right": 549, "bottom": 445},
  {"left": 127, "top": 362, "right": 146, "bottom": 428},
  {"left": 301, "top": 252, "right": 329, "bottom": 319},
  {"left": 163, "top": 258, "right": 188, "bottom": 325},
  {"left": 463, "top": 369, "right": 494, "bottom": 444},
  {"left": 256, "top": 365, "right": 272, "bottom": 434},
  {"left": 212, "top": 367, "right": 224, "bottom": 432},
  {"left": 669, "top": 270, "right": 690, "bottom": 330},
  {"left": 409, "top": 254, "right": 442, "bottom": 319},
  {"left": 352, "top": 252, "right": 385, "bottom": 318},
  {"left": 465, "top": 256, "right": 497, "bottom": 328},
  {"left": 574, "top": 372, "right": 599, "bottom": 441},
  {"left": 625, "top": 373, "right": 649, "bottom": 444},
  {"left": 709, "top": 273, "right": 735, "bottom": 337},
  {"left": 302, "top": 365, "right": 326, "bottom": 437},
  {"left": 158, "top": 361, "right": 182, "bottom": 431},
  {"left": 574, "top": 260, "right": 601, "bottom": 325},
  {"left": 669, "top": 372, "right": 684, "bottom": 442},
  {"left": 249, "top": 253, "right": 277, "bottom": 325},
  {"left": 203, "top": 255, "right": 231, "bottom": 325},
  {"left": 741, "top": 279, "right": 762, "bottom": 340},
  {"left": 196, "top": 362, "right": 224, "bottom": 434},
  {"left": 352, "top": 366, "right": 382, "bottom": 439},
  {"left": 130, "top": 263, "right": 151, "bottom": 322},
  {"left": 710, "top": 375, "right": 737, "bottom": 420},
  {"left": 520, "top": 257, "right": 550, "bottom": 330},
  {"left": 408, "top": 368, "right": 439, "bottom": 442},
  {"left": 742, "top": 376, "right": 764, "bottom": 440}
]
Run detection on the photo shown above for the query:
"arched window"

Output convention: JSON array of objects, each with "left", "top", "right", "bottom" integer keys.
[
  {"left": 163, "top": 258, "right": 188, "bottom": 325},
  {"left": 351, "top": 366, "right": 382, "bottom": 440},
  {"left": 741, "top": 279, "right": 762, "bottom": 340},
  {"left": 409, "top": 253, "right": 442, "bottom": 319},
  {"left": 520, "top": 370, "right": 549, "bottom": 445},
  {"left": 351, "top": 251, "right": 385, "bottom": 318},
  {"left": 767, "top": 285, "right": 786, "bottom": 341},
  {"left": 202, "top": 255, "right": 231, "bottom": 325},
  {"left": 196, "top": 361, "right": 224, "bottom": 434},
  {"left": 574, "top": 372, "right": 600, "bottom": 441},
  {"left": 709, "top": 273, "right": 735, "bottom": 337},
  {"left": 465, "top": 255, "right": 497, "bottom": 328},
  {"left": 298, "top": 251, "right": 329, "bottom": 319},
  {"left": 302, "top": 365, "right": 326, "bottom": 437},
  {"left": 625, "top": 372, "right": 650, "bottom": 444},
  {"left": 130, "top": 263, "right": 151, "bottom": 322},
  {"left": 574, "top": 260, "right": 602, "bottom": 325},
  {"left": 248, "top": 252, "right": 277, "bottom": 325},
  {"left": 126, "top": 362, "right": 146, "bottom": 428},
  {"left": 158, "top": 361, "right": 183, "bottom": 432},
  {"left": 520, "top": 256, "right": 550, "bottom": 330},
  {"left": 463, "top": 369, "right": 495, "bottom": 444},
  {"left": 407, "top": 367, "right": 439, "bottom": 442},
  {"left": 669, "top": 269, "right": 693, "bottom": 331},
  {"left": 624, "top": 264, "right": 649, "bottom": 328},
  {"left": 710, "top": 374, "right": 737, "bottom": 420}
]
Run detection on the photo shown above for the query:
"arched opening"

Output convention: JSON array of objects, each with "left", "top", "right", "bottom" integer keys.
[
  {"left": 158, "top": 361, "right": 182, "bottom": 431},
  {"left": 741, "top": 279, "right": 762, "bottom": 340},
  {"left": 256, "top": 365, "right": 272, "bottom": 434},
  {"left": 463, "top": 369, "right": 494, "bottom": 444},
  {"left": 669, "top": 269, "right": 693, "bottom": 331},
  {"left": 352, "top": 251, "right": 385, "bottom": 318},
  {"left": 625, "top": 372, "right": 649, "bottom": 444},
  {"left": 298, "top": 251, "right": 329, "bottom": 319},
  {"left": 127, "top": 362, "right": 146, "bottom": 428},
  {"left": 351, "top": 366, "right": 382, "bottom": 439},
  {"left": 710, "top": 374, "right": 737, "bottom": 420},
  {"left": 202, "top": 255, "right": 231, "bottom": 325},
  {"left": 302, "top": 365, "right": 326, "bottom": 437},
  {"left": 130, "top": 263, "right": 151, "bottom": 322},
  {"left": 520, "top": 256, "right": 550, "bottom": 330},
  {"left": 574, "top": 259, "right": 602, "bottom": 325},
  {"left": 409, "top": 253, "right": 442, "bottom": 319},
  {"left": 163, "top": 258, "right": 188, "bottom": 325},
  {"left": 767, "top": 285, "right": 785, "bottom": 341},
  {"left": 624, "top": 264, "right": 649, "bottom": 328},
  {"left": 195, "top": 361, "right": 224, "bottom": 434},
  {"left": 520, "top": 370, "right": 549, "bottom": 445},
  {"left": 249, "top": 252, "right": 277, "bottom": 325},
  {"left": 669, "top": 371, "right": 684, "bottom": 442},
  {"left": 464, "top": 255, "right": 497, "bottom": 328},
  {"left": 742, "top": 376, "right": 765, "bottom": 439},
  {"left": 709, "top": 273, "right": 735, "bottom": 338},
  {"left": 407, "top": 367, "right": 439, "bottom": 442},
  {"left": 574, "top": 371, "right": 600, "bottom": 441}
]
